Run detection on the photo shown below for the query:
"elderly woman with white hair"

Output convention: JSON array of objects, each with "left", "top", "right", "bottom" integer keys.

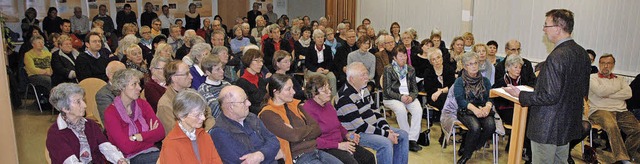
[
  {"left": 104, "top": 69, "right": 165, "bottom": 164},
  {"left": 251, "top": 15, "right": 267, "bottom": 47},
  {"left": 123, "top": 44, "right": 149, "bottom": 79},
  {"left": 47, "top": 83, "right": 128, "bottom": 164},
  {"left": 306, "top": 29, "right": 337, "bottom": 96},
  {"left": 491, "top": 55, "right": 530, "bottom": 125},
  {"left": 158, "top": 89, "right": 223, "bottom": 163},
  {"left": 184, "top": 42, "right": 212, "bottom": 89},
  {"left": 144, "top": 56, "right": 171, "bottom": 111},
  {"left": 116, "top": 34, "right": 139, "bottom": 61}
]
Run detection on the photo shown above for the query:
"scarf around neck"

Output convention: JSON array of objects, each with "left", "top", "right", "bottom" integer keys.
[
  {"left": 298, "top": 38, "right": 311, "bottom": 48},
  {"left": 392, "top": 60, "right": 408, "bottom": 80},
  {"left": 461, "top": 69, "right": 486, "bottom": 102},
  {"left": 113, "top": 96, "right": 149, "bottom": 136}
]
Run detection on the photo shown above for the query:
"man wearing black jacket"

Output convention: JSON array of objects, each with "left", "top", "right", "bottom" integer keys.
[
  {"left": 333, "top": 29, "right": 357, "bottom": 88},
  {"left": 495, "top": 40, "right": 536, "bottom": 86}
]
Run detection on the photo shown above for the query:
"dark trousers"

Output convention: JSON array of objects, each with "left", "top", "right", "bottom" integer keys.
[
  {"left": 321, "top": 145, "right": 375, "bottom": 164},
  {"left": 457, "top": 113, "right": 496, "bottom": 157}
]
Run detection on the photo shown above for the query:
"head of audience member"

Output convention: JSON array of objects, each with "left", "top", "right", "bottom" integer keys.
[
  {"left": 49, "top": 83, "right": 85, "bottom": 121},
  {"left": 126, "top": 44, "right": 145, "bottom": 66},
  {"left": 362, "top": 18, "right": 371, "bottom": 27},
  {"left": 84, "top": 32, "right": 103, "bottom": 53},
  {"left": 183, "top": 30, "right": 198, "bottom": 47},
  {"left": 461, "top": 52, "right": 480, "bottom": 77},
  {"left": 200, "top": 55, "right": 224, "bottom": 82},
  {"left": 92, "top": 20, "right": 104, "bottom": 29},
  {"left": 367, "top": 26, "right": 376, "bottom": 38},
  {"left": 24, "top": 7, "right": 36, "bottom": 20},
  {"left": 243, "top": 17, "right": 249, "bottom": 23},
  {"left": 189, "top": 43, "right": 212, "bottom": 65},
  {"left": 212, "top": 20, "right": 222, "bottom": 32},
  {"left": 426, "top": 47, "right": 444, "bottom": 69},
  {"left": 202, "top": 18, "right": 211, "bottom": 30},
  {"left": 61, "top": 19, "right": 72, "bottom": 34},
  {"left": 144, "top": 2, "right": 154, "bottom": 12},
  {"left": 122, "top": 23, "right": 138, "bottom": 36},
  {"left": 313, "top": 29, "right": 325, "bottom": 47},
  {"left": 268, "top": 24, "right": 281, "bottom": 40},
  {"left": 211, "top": 46, "right": 229, "bottom": 64},
  {"left": 140, "top": 26, "right": 152, "bottom": 41},
  {"left": 375, "top": 35, "right": 385, "bottom": 51},
  {"left": 324, "top": 27, "right": 335, "bottom": 42},
  {"left": 90, "top": 28, "right": 103, "bottom": 40},
  {"left": 117, "top": 34, "right": 139, "bottom": 55},
  {"left": 345, "top": 29, "right": 357, "bottom": 46},
  {"left": 232, "top": 25, "right": 243, "bottom": 39},
  {"left": 390, "top": 22, "right": 400, "bottom": 36},
  {"left": 304, "top": 74, "right": 331, "bottom": 105},
  {"left": 48, "top": 7, "right": 58, "bottom": 18},
  {"left": 342, "top": 20, "right": 351, "bottom": 30},
  {"left": 472, "top": 44, "right": 489, "bottom": 63},
  {"left": 106, "top": 61, "right": 126, "bottom": 81},
  {"left": 310, "top": 20, "right": 319, "bottom": 30},
  {"left": 401, "top": 31, "right": 412, "bottom": 48},
  {"left": 239, "top": 23, "right": 250, "bottom": 37},
  {"left": 267, "top": 74, "right": 295, "bottom": 104},
  {"left": 450, "top": 37, "right": 465, "bottom": 56},
  {"left": 273, "top": 50, "right": 292, "bottom": 74},
  {"left": 152, "top": 34, "right": 167, "bottom": 47},
  {"left": 505, "top": 40, "right": 522, "bottom": 56},
  {"left": 586, "top": 49, "right": 596, "bottom": 64},
  {"left": 211, "top": 31, "right": 226, "bottom": 47},
  {"left": 302, "top": 16, "right": 311, "bottom": 26},
  {"left": 319, "top": 17, "right": 328, "bottom": 27},
  {"left": 154, "top": 43, "right": 174, "bottom": 59},
  {"left": 175, "top": 19, "right": 184, "bottom": 27},
  {"left": 72, "top": 7, "right": 82, "bottom": 18},
  {"left": 290, "top": 27, "right": 301, "bottom": 41},
  {"left": 150, "top": 56, "right": 170, "bottom": 84},
  {"left": 407, "top": 28, "right": 417, "bottom": 40},
  {"left": 462, "top": 32, "right": 475, "bottom": 47},
  {"left": 383, "top": 35, "right": 395, "bottom": 52},
  {"left": 505, "top": 55, "right": 524, "bottom": 79},
  {"left": 430, "top": 33, "right": 442, "bottom": 48},
  {"left": 112, "top": 69, "right": 144, "bottom": 102},
  {"left": 58, "top": 35, "right": 75, "bottom": 54},
  {"left": 170, "top": 25, "right": 182, "bottom": 40},
  {"left": 98, "top": 5, "right": 108, "bottom": 16},
  {"left": 346, "top": 62, "right": 369, "bottom": 90},
  {"left": 188, "top": 3, "right": 197, "bottom": 13},
  {"left": 486, "top": 40, "right": 499, "bottom": 57},
  {"left": 123, "top": 4, "right": 132, "bottom": 14},
  {"left": 337, "top": 23, "right": 347, "bottom": 36},
  {"left": 172, "top": 89, "right": 207, "bottom": 131},
  {"left": 357, "top": 36, "right": 371, "bottom": 52},
  {"left": 152, "top": 19, "right": 162, "bottom": 32},
  {"left": 256, "top": 16, "right": 266, "bottom": 28},
  {"left": 265, "top": 3, "right": 274, "bottom": 12},
  {"left": 544, "top": 9, "right": 574, "bottom": 43},
  {"left": 393, "top": 45, "right": 409, "bottom": 68},
  {"left": 420, "top": 39, "right": 434, "bottom": 54},
  {"left": 214, "top": 15, "right": 223, "bottom": 23},
  {"left": 165, "top": 60, "right": 193, "bottom": 91},
  {"left": 300, "top": 26, "right": 312, "bottom": 41},
  {"left": 219, "top": 85, "right": 251, "bottom": 123},
  {"left": 252, "top": 2, "right": 260, "bottom": 11},
  {"left": 30, "top": 36, "right": 45, "bottom": 52},
  {"left": 162, "top": 5, "right": 170, "bottom": 15},
  {"left": 598, "top": 53, "right": 615, "bottom": 76},
  {"left": 241, "top": 49, "right": 264, "bottom": 75}
]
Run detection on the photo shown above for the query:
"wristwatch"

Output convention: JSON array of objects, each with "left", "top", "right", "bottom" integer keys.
[{"left": 132, "top": 135, "right": 137, "bottom": 141}]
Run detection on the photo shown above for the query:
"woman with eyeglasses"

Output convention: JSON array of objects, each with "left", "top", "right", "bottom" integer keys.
[{"left": 235, "top": 49, "right": 268, "bottom": 114}]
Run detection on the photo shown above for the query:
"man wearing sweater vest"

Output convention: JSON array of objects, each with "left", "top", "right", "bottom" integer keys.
[{"left": 588, "top": 53, "right": 640, "bottom": 163}]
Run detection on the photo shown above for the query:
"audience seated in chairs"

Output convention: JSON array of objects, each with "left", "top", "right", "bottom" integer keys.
[
  {"left": 263, "top": 24, "right": 292, "bottom": 72},
  {"left": 234, "top": 49, "right": 268, "bottom": 114},
  {"left": 187, "top": 42, "right": 212, "bottom": 89},
  {"left": 196, "top": 55, "right": 230, "bottom": 119},
  {"left": 144, "top": 56, "right": 170, "bottom": 112},
  {"left": 96, "top": 61, "right": 126, "bottom": 123},
  {"left": 423, "top": 47, "right": 455, "bottom": 111},
  {"left": 103, "top": 69, "right": 165, "bottom": 163},
  {"left": 24, "top": 36, "right": 53, "bottom": 101},
  {"left": 76, "top": 32, "right": 113, "bottom": 82},
  {"left": 305, "top": 29, "right": 338, "bottom": 96},
  {"left": 272, "top": 50, "right": 305, "bottom": 100},
  {"left": 471, "top": 44, "right": 495, "bottom": 85},
  {"left": 46, "top": 83, "right": 127, "bottom": 164}
]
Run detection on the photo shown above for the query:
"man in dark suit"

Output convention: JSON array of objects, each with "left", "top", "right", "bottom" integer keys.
[
  {"left": 495, "top": 40, "right": 536, "bottom": 87},
  {"left": 504, "top": 9, "right": 590, "bottom": 164}
]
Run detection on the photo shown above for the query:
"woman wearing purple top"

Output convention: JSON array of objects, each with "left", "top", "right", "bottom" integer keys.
[{"left": 302, "top": 74, "right": 375, "bottom": 164}]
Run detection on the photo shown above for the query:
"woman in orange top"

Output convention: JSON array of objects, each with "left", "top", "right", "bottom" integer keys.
[{"left": 158, "top": 89, "right": 222, "bottom": 164}]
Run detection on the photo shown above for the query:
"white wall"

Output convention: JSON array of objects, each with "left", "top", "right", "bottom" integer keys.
[
  {"left": 287, "top": 0, "right": 325, "bottom": 21},
  {"left": 473, "top": 0, "right": 640, "bottom": 76},
  {"left": 356, "top": 0, "right": 463, "bottom": 45}
]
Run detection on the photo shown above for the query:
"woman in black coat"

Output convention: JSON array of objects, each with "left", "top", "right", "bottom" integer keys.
[
  {"left": 423, "top": 47, "right": 456, "bottom": 110},
  {"left": 262, "top": 24, "right": 292, "bottom": 72},
  {"left": 51, "top": 35, "right": 80, "bottom": 86},
  {"left": 305, "top": 29, "right": 337, "bottom": 96}
]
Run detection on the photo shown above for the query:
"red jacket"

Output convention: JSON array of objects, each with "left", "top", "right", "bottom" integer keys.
[{"left": 158, "top": 123, "right": 223, "bottom": 164}]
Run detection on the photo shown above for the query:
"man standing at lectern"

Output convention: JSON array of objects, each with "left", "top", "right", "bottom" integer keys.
[{"left": 504, "top": 9, "right": 590, "bottom": 164}]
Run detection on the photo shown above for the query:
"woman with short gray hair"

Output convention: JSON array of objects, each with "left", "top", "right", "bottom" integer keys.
[
  {"left": 158, "top": 89, "right": 223, "bottom": 163},
  {"left": 46, "top": 83, "right": 128, "bottom": 164},
  {"left": 104, "top": 69, "right": 165, "bottom": 163},
  {"left": 492, "top": 54, "right": 529, "bottom": 125},
  {"left": 187, "top": 43, "right": 212, "bottom": 89},
  {"left": 306, "top": 28, "right": 338, "bottom": 96},
  {"left": 144, "top": 56, "right": 171, "bottom": 111}
]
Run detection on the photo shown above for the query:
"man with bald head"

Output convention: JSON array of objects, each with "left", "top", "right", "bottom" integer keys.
[
  {"left": 494, "top": 39, "right": 536, "bottom": 86},
  {"left": 210, "top": 85, "right": 282, "bottom": 164},
  {"left": 70, "top": 7, "right": 90, "bottom": 40},
  {"left": 95, "top": 61, "right": 126, "bottom": 123},
  {"left": 336, "top": 62, "right": 409, "bottom": 164}
]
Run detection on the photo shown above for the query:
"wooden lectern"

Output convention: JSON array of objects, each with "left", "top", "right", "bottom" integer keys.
[{"left": 490, "top": 86, "right": 532, "bottom": 164}]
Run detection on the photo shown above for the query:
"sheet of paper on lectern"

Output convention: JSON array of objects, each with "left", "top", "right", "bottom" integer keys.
[{"left": 492, "top": 85, "right": 534, "bottom": 100}]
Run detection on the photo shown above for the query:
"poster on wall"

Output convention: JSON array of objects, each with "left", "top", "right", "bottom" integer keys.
[
  {"left": 193, "top": 0, "right": 212, "bottom": 17},
  {"left": 88, "top": 0, "right": 110, "bottom": 18},
  {"left": 142, "top": 0, "right": 164, "bottom": 15},
  {"left": 0, "top": 0, "right": 20, "bottom": 22},
  {"left": 169, "top": 0, "right": 189, "bottom": 20},
  {"left": 25, "top": 0, "right": 51, "bottom": 19},
  {"left": 56, "top": 0, "right": 82, "bottom": 19},
  {"left": 256, "top": 0, "right": 274, "bottom": 15}
]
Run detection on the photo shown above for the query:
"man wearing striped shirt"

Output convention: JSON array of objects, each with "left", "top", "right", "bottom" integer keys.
[{"left": 335, "top": 62, "right": 409, "bottom": 164}]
